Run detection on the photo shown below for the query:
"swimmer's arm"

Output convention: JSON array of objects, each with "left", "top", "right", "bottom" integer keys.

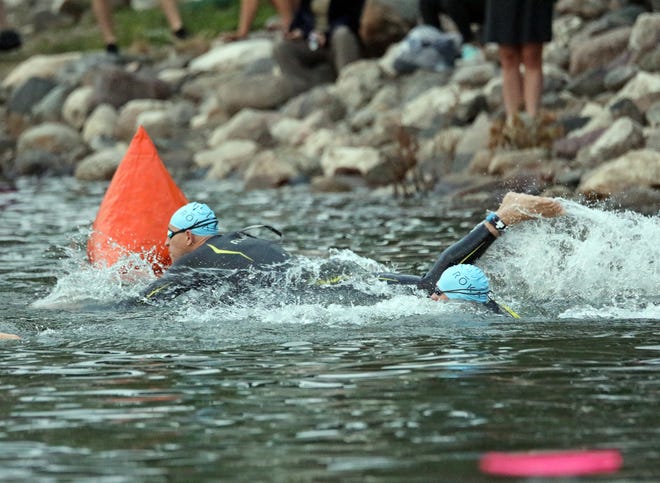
[{"left": 0, "top": 332, "right": 20, "bottom": 340}]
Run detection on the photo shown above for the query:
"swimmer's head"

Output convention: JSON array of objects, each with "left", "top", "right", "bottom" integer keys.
[
  {"left": 435, "top": 264, "right": 490, "bottom": 304},
  {"left": 169, "top": 202, "right": 218, "bottom": 237}
]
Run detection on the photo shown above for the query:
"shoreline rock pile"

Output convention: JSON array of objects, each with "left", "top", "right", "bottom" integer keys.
[{"left": 0, "top": 0, "right": 659, "bottom": 214}]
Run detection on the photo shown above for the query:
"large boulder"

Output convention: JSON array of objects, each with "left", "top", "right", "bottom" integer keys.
[
  {"left": 583, "top": 117, "right": 645, "bottom": 163},
  {"left": 578, "top": 149, "right": 660, "bottom": 197},
  {"left": 1, "top": 52, "right": 81, "bottom": 89},
  {"left": 569, "top": 26, "right": 632, "bottom": 76},
  {"left": 244, "top": 150, "right": 298, "bottom": 190}
]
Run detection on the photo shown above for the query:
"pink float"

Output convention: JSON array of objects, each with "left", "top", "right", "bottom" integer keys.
[{"left": 479, "top": 449, "right": 623, "bottom": 477}]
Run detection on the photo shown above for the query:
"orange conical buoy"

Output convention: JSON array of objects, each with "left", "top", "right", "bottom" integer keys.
[{"left": 87, "top": 126, "right": 188, "bottom": 275}]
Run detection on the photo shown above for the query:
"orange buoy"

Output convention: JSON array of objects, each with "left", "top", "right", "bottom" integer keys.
[{"left": 87, "top": 126, "right": 188, "bottom": 275}]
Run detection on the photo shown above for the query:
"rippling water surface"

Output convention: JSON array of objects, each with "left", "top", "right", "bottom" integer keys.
[{"left": 1, "top": 177, "right": 659, "bottom": 482}]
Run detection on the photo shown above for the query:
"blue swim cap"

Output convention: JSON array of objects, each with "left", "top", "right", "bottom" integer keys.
[
  {"left": 169, "top": 202, "right": 218, "bottom": 236},
  {"left": 436, "top": 264, "right": 490, "bottom": 304}
]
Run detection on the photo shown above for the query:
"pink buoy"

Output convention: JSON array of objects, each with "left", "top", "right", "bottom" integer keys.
[{"left": 479, "top": 449, "right": 623, "bottom": 477}]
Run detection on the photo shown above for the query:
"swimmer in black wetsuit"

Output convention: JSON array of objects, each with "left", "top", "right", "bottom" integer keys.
[
  {"left": 378, "top": 192, "right": 564, "bottom": 313},
  {"left": 141, "top": 202, "right": 290, "bottom": 303},
  {"left": 142, "top": 193, "right": 563, "bottom": 308}
]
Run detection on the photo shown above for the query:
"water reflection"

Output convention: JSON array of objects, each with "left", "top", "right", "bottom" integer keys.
[{"left": 1, "top": 178, "right": 659, "bottom": 481}]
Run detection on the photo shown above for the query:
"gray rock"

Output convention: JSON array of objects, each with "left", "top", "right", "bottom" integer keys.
[
  {"left": 90, "top": 65, "right": 172, "bottom": 109},
  {"left": 321, "top": 146, "right": 382, "bottom": 177},
  {"left": 637, "top": 48, "right": 660, "bottom": 72},
  {"left": 7, "top": 77, "right": 57, "bottom": 115},
  {"left": 488, "top": 148, "right": 549, "bottom": 176},
  {"left": 196, "top": 139, "right": 259, "bottom": 180},
  {"left": 451, "top": 63, "right": 497, "bottom": 88},
  {"left": 215, "top": 73, "right": 295, "bottom": 115},
  {"left": 17, "top": 122, "right": 86, "bottom": 162},
  {"left": 578, "top": 149, "right": 660, "bottom": 196},
  {"left": 645, "top": 127, "right": 660, "bottom": 151},
  {"left": 556, "top": 0, "right": 609, "bottom": 19},
  {"left": 281, "top": 85, "right": 346, "bottom": 121},
  {"left": 584, "top": 117, "right": 644, "bottom": 162},
  {"left": 567, "top": 67, "right": 607, "bottom": 97},
  {"left": 454, "top": 113, "right": 491, "bottom": 171},
  {"left": 62, "top": 86, "right": 94, "bottom": 130},
  {"left": 208, "top": 108, "right": 279, "bottom": 148},
  {"left": 610, "top": 71, "right": 660, "bottom": 105},
  {"left": 603, "top": 65, "right": 638, "bottom": 91},
  {"left": 553, "top": 127, "right": 606, "bottom": 160},
  {"left": 32, "top": 84, "right": 72, "bottom": 123},
  {"left": 335, "top": 60, "right": 384, "bottom": 113},
  {"left": 114, "top": 99, "right": 174, "bottom": 141},
  {"left": 609, "top": 98, "right": 646, "bottom": 125},
  {"left": 569, "top": 26, "right": 632, "bottom": 76},
  {"left": 647, "top": 101, "right": 660, "bottom": 127},
  {"left": 2, "top": 52, "right": 81, "bottom": 90},
  {"left": 244, "top": 150, "right": 297, "bottom": 190},
  {"left": 74, "top": 147, "right": 125, "bottom": 181},
  {"left": 629, "top": 12, "right": 660, "bottom": 55},
  {"left": 82, "top": 103, "right": 119, "bottom": 144},
  {"left": 13, "top": 149, "right": 66, "bottom": 176},
  {"left": 606, "top": 187, "right": 660, "bottom": 216}
]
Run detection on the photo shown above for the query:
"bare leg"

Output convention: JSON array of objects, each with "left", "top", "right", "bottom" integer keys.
[
  {"left": 222, "top": 0, "right": 259, "bottom": 40},
  {"left": 92, "top": 0, "right": 117, "bottom": 45},
  {"left": 521, "top": 42, "right": 544, "bottom": 118},
  {"left": 272, "top": 0, "right": 296, "bottom": 30},
  {"left": 159, "top": 0, "right": 186, "bottom": 36},
  {"left": 498, "top": 44, "right": 523, "bottom": 123}
]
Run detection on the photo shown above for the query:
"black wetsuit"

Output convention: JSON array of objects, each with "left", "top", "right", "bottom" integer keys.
[
  {"left": 378, "top": 221, "right": 506, "bottom": 314},
  {"left": 378, "top": 221, "right": 497, "bottom": 293},
  {"left": 141, "top": 230, "right": 291, "bottom": 303}
]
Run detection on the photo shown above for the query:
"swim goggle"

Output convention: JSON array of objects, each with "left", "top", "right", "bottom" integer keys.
[
  {"left": 434, "top": 288, "right": 520, "bottom": 319},
  {"left": 433, "top": 287, "right": 488, "bottom": 297},
  {"left": 167, "top": 218, "right": 218, "bottom": 239}
]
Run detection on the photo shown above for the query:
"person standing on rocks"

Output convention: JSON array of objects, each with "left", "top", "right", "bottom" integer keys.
[
  {"left": 484, "top": 0, "right": 554, "bottom": 124},
  {"left": 272, "top": 0, "right": 365, "bottom": 95},
  {"left": 92, "top": 0, "right": 189, "bottom": 54}
]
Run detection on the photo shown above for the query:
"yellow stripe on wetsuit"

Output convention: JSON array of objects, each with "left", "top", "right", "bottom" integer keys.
[
  {"left": 459, "top": 241, "right": 486, "bottom": 264},
  {"left": 206, "top": 243, "right": 254, "bottom": 261},
  {"left": 144, "top": 282, "right": 173, "bottom": 299}
]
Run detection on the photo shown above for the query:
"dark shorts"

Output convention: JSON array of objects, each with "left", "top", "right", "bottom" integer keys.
[{"left": 484, "top": 0, "right": 554, "bottom": 45}]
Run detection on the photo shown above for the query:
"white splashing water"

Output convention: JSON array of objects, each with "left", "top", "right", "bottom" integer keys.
[{"left": 481, "top": 199, "right": 659, "bottom": 318}]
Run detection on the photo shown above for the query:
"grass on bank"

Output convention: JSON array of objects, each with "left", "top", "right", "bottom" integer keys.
[{"left": 16, "top": 0, "right": 277, "bottom": 57}]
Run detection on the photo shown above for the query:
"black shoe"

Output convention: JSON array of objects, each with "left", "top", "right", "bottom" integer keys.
[
  {"left": 0, "top": 29, "right": 21, "bottom": 51},
  {"left": 105, "top": 43, "right": 120, "bottom": 55},
  {"left": 173, "top": 27, "right": 189, "bottom": 40}
]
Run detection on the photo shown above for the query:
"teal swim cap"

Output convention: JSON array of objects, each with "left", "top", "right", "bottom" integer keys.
[
  {"left": 436, "top": 264, "right": 490, "bottom": 304},
  {"left": 169, "top": 202, "right": 218, "bottom": 236}
]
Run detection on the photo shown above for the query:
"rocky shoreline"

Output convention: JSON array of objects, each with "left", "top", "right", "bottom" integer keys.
[{"left": 1, "top": 0, "right": 659, "bottom": 214}]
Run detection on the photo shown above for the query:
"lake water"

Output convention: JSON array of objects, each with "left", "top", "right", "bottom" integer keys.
[{"left": 1, "top": 177, "right": 659, "bottom": 482}]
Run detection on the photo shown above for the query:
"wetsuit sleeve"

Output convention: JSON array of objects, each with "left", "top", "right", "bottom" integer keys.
[
  {"left": 139, "top": 266, "right": 205, "bottom": 304},
  {"left": 378, "top": 222, "right": 497, "bottom": 294}
]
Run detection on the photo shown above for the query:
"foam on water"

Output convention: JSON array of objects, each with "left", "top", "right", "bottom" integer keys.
[
  {"left": 32, "top": 247, "right": 157, "bottom": 309},
  {"left": 482, "top": 199, "right": 659, "bottom": 318}
]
